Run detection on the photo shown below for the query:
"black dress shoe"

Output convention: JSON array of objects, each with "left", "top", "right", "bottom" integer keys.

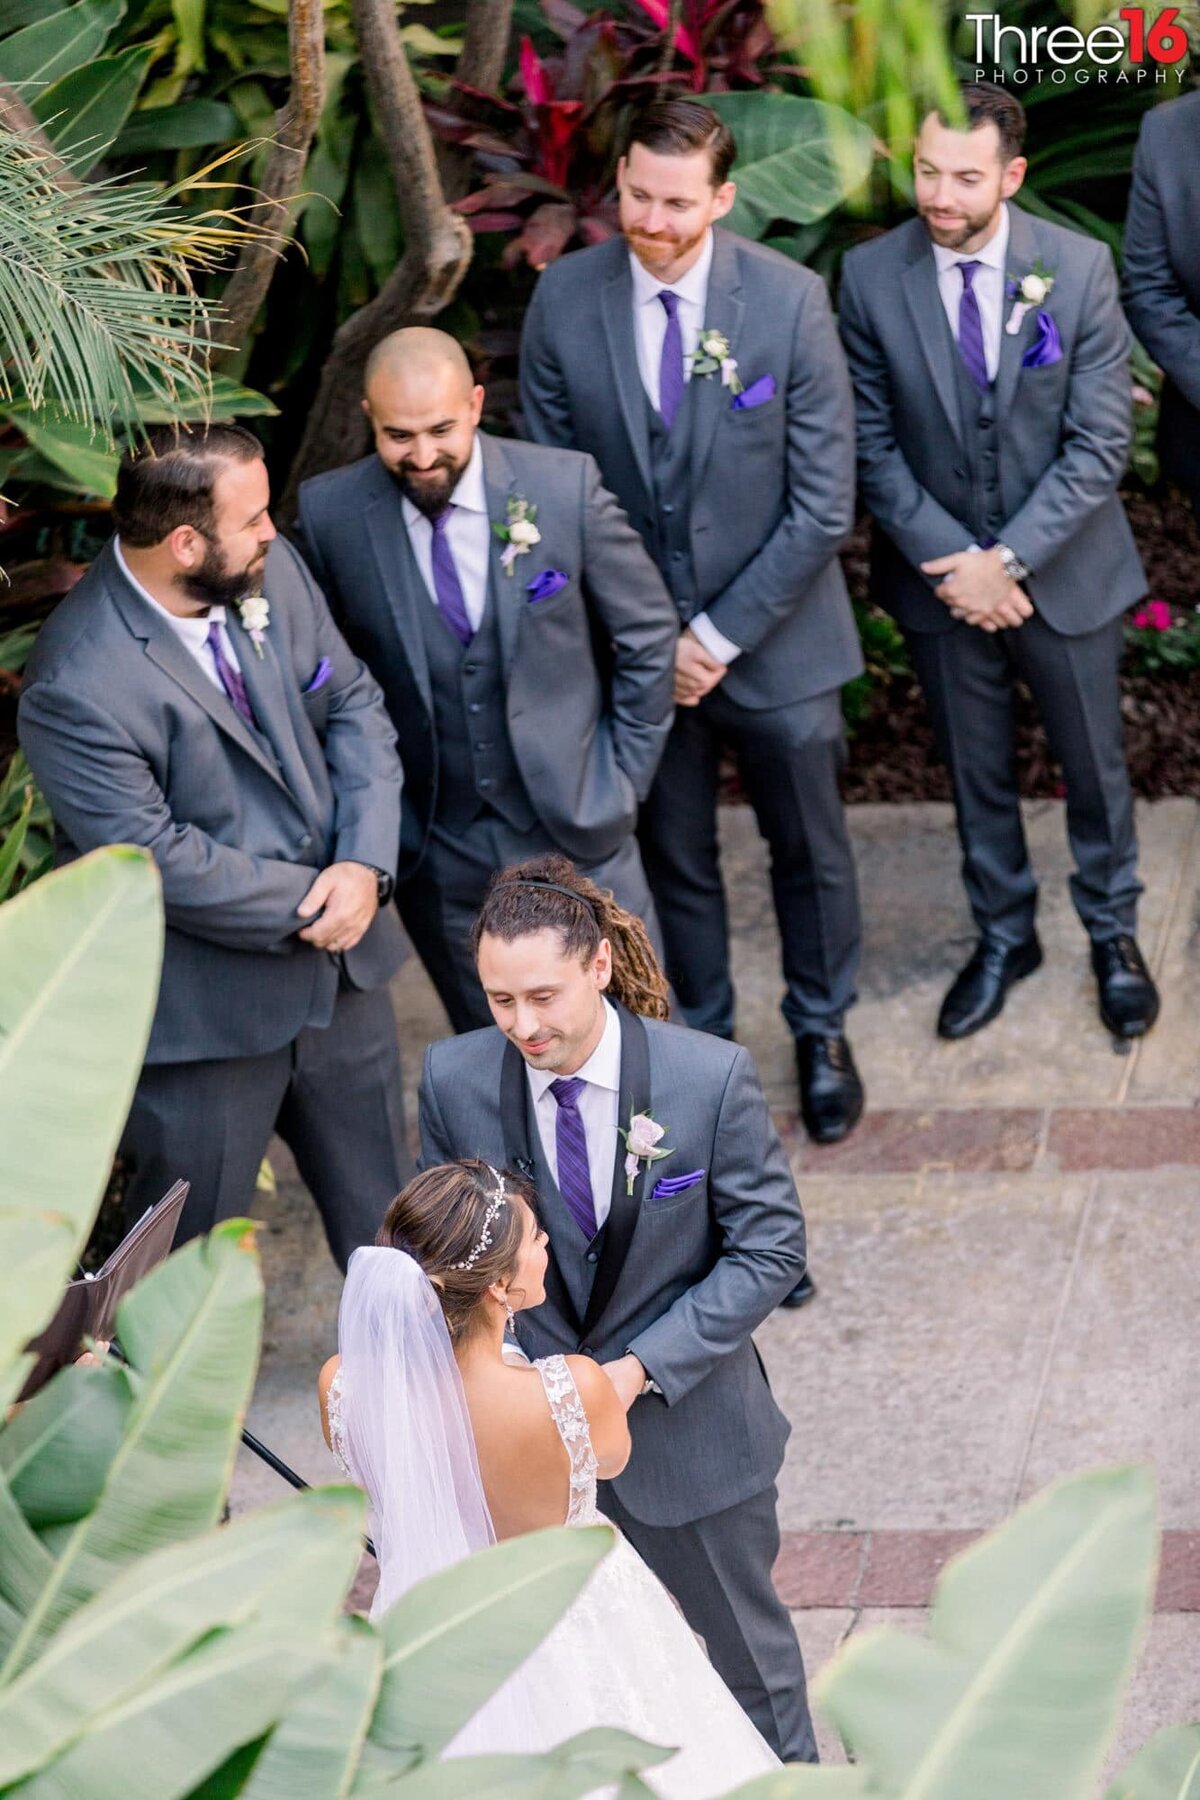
[
  {"left": 796, "top": 1034, "right": 864, "bottom": 1144},
  {"left": 779, "top": 1271, "right": 817, "bottom": 1309},
  {"left": 937, "top": 935, "right": 1043, "bottom": 1040},
  {"left": 1092, "top": 934, "right": 1160, "bottom": 1038}
]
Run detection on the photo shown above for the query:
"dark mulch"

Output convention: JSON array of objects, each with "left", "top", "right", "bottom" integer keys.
[{"left": 836, "top": 483, "right": 1200, "bottom": 805}]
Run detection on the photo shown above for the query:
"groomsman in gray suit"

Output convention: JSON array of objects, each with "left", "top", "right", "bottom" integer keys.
[
  {"left": 420, "top": 855, "right": 817, "bottom": 1764},
  {"left": 294, "top": 329, "right": 677, "bottom": 1034},
  {"left": 520, "top": 98, "right": 867, "bottom": 1163},
  {"left": 19, "top": 426, "right": 411, "bottom": 1267},
  {"left": 839, "top": 83, "right": 1159, "bottom": 1042},
  {"left": 1123, "top": 88, "right": 1200, "bottom": 529}
]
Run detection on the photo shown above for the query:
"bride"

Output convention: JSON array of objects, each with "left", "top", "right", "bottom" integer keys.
[{"left": 318, "top": 1157, "right": 781, "bottom": 1795}]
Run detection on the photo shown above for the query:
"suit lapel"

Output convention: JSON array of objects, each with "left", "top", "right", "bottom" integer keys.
[
  {"left": 689, "top": 229, "right": 746, "bottom": 496},
  {"left": 579, "top": 1004, "right": 651, "bottom": 1341},
  {"left": 479, "top": 433, "right": 524, "bottom": 678},
  {"left": 363, "top": 475, "right": 434, "bottom": 714},
  {"left": 600, "top": 251, "right": 654, "bottom": 502},
  {"left": 107, "top": 561, "right": 297, "bottom": 802},
  {"left": 994, "top": 204, "right": 1039, "bottom": 421},
  {"left": 902, "top": 229, "right": 964, "bottom": 446},
  {"left": 500, "top": 1037, "right": 582, "bottom": 1334},
  {"left": 227, "top": 612, "right": 325, "bottom": 834}
]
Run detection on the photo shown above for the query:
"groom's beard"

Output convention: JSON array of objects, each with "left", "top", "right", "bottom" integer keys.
[{"left": 180, "top": 540, "right": 267, "bottom": 609}]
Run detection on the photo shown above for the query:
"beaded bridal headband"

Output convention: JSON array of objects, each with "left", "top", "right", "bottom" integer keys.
[{"left": 451, "top": 1164, "right": 508, "bottom": 1270}]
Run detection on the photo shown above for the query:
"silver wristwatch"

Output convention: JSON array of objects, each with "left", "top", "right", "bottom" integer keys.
[{"left": 995, "top": 543, "right": 1030, "bottom": 585}]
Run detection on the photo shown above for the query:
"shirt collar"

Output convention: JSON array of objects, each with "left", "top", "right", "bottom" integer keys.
[
  {"left": 931, "top": 203, "right": 1010, "bottom": 278},
  {"left": 399, "top": 433, "right": 486, "bottom": 532},
  {"left": 112, "top": 535, "right": 227, "bottom": 632},
  {"left": 628, "top": 228, "right": 714, "bottom": 312},
  {"left": 527, "top": 997, "right": 622, "bottom": 1102}
]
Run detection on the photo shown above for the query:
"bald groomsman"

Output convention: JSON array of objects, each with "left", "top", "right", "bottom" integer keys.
[{"left": 294, "top": 329, "right": 677, "bottom": 1033}]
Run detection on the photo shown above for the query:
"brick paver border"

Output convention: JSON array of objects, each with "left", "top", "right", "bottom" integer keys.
[{"left": 782, "top": 1107, "right": 1200, "bottom": 1175}]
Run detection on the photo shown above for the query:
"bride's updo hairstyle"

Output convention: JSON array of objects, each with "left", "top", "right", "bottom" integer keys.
[
  {"left": 377, "top": 1159, "right": 536, "bottom": 1342},
  {"left": 471, "top": 852, "right": 670, "bottom": 1020}
]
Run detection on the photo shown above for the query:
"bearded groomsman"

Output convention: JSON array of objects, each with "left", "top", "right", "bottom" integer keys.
[
  {"left": 520, "top": 97, "right": 867, "bottom": 1166},
  {"left": 838, "top": 83, "right": 1159, "bottom": 1042},
  {"left": 1123, "top": 88, "right": 1200, "bottom": 533},
  {"left": 294, "top": 328, "right": 677, "bottom": 1034}
]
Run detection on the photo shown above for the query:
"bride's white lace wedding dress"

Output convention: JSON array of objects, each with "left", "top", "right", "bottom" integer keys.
[{"left": 330, "top": 1353, "right": 780, "bottom": 1796}]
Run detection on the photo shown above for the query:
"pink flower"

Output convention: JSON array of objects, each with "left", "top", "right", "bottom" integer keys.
[{"left": 1132, "top": 600, "right": 1172, "bottom": 632}]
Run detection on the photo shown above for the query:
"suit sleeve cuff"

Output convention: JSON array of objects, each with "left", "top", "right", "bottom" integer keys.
[{"left": 688, "top": 611, "right": 743, "bottom": 666}]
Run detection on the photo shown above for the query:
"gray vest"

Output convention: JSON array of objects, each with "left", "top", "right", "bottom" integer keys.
[
  {"left": 416, "top": 589, "right": 535, "bottom": 833},
  {"left": 647, "top": 387, "right": 699, "bottom": 620},
  {"left": 952, "top": 351, "right": 1005, "bottom": 547}
]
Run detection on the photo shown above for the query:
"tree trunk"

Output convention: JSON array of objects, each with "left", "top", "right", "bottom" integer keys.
[{"left": 278, "top": 0, "right": 508, "bottom": 516}]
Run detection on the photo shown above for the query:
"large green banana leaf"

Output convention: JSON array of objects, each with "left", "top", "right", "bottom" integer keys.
[
  {"left": 0, "top": 0, "right": 124, "bottom": 89},
  {"left": 702, "top": 94, "right": 876, "bottom": 241},
  {"left": 32, "top": 44, "right": 156, "bottom": 172},
  {"left": 2, "top": 1220, "right": 264, "bottom": 1671},
  {"left": 1107, "top": 1725, "right": 1200, "bottom": 1799},
  {"left": 385, "top": 1727, "right": 674, "bottom": 1798},
  {"left": 0, "top": 1486, "right": 364, "bottom": 1792},
  {"left": 815, "top": 1465, "right": 1158, "bottom": 1800},
  {"left": 720, "top": 1776, "right": 871, "bottom": 1796},
  {"left": 0, "top": 1360, "right": 134, "bottom": 1527},
  {"left": 362, "top": 1525, "right": 619, "bottom": 1768},
  {"left": 0, "top": 848, "right": 162, "bottom": 1412},
  {"left": 237, "top": 1616, "right": 384, "bottom": 1799}
]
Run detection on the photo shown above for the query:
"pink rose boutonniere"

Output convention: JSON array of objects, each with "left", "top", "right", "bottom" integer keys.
[{"left": 618, "top": 1109, "right": 675, "bottom": 1196}]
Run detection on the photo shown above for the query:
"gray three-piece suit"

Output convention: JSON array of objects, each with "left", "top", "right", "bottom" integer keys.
[
  {"left": 839, "top": 203, "right": 1147, "bottom": 947},
  {"left": 19, "top": 536, "right": 412, "bottom": 1266},
  {"left": 294, "top": 434, "right": 677, "bottom": 1032},
  {"left": 420, "top": 1004, "right": 817, "bottom": 1763},
  {"left": 520, "top": 227, "right": 865, "bottom": 1042}
]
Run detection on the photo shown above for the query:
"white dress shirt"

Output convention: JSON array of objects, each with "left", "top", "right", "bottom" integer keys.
[
  {"left": 527, "top": 997, "right": 621, "bottom": 1231},
  {"left": 932, "top": 204, "right": 1011, "bottom": 384},
  {"left": 400, "top": 434, "right": 491, "bottom": 632},
  {"left": 628, "top": 231, "right": 742, "bottom": 667},
  {"left": 113, "top": 535, "right": 242, "bottom": 687}
]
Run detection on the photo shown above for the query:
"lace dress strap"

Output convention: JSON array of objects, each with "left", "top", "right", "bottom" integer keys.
[
  {"left": 534, "top": 1355, "right": 599, "bottom": 1527},
  {"left": 327, "top": 1364, "right": 352, "bottom": 1478}
]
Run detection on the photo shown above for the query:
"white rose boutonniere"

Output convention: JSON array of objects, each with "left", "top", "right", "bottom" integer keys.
[
  {"left": 689, "top": 325, "right": 744, "bottom": 395},
  {"left": 1005, "top": 261, "right": 1056, "bottom": 336},
  {"left": 238, "top": 594, "right": 270, "bottom": 657},
  {"left": 617, "top": 1108, "right": 675, "bottom": 1196},
  {"left": 493, "top": 495, "right": 542, "bottom": 574}
]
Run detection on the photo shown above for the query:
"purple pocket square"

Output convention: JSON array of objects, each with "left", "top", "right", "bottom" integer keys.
[
  {"left": 731, "top": 374, "right": 776, "bottom": 411},
  {"left": 651, "top": 1168, "right": 706, "bottom": 1199},
  {"left": 1022, "top": 310, "right": 1063, "bottom": 369},
  {"left": 304, "top": 657, "right": 333, "bottom": 694},
  {"left": 526, "top": 569, "right": 569, "bottom": 603}
]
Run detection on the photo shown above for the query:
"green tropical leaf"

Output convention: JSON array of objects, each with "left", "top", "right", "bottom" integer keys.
[
  {"left": 385, "top": 1728, "right": 675, "bottom": 1798},
  {"left": 113, "top": 97, "right": 239, "bottom": 154},
  {"left": 703, "top": 93, "right": 876, "bottom": 239},
  {"left": 718, "top": 1775, "right": 872, "bottom": 1796},
  {"left": 32, "top": 44, "right": 156, "bottom": 170},
  {"left": 0, "top": 849, "right": 162, "bottom": 1412},
  {"left": 0, "top": 788, "right": 33, "bottom": 904},
  {"left": 172, "top": 0, "right": 207, "bottom": 71},
  {"left": 132, "top": 374, "right": 278, "bottom": 421},
  {"left": 0, "top": 1361, "right": 134, "bottom": 1528},
  {"left": 0, "top": 406, "right": 119, "bottom": 496},
  {"left": 366, "top": 1527, "right": 617, "bottom": 1762},
  {"left": 815, "top": 1465, "right": 1158, "bottom": 1800},
  {"left": 239, "top": 1616, "right": 384, "bottom": 1798},
  {"left": 0, "top": 0, "right": 125, "bottom": 91},
  {"left": 0, "top": 0, "right": 63, "bottom": 29},
  {"left": 1106, "top": 1724, "right": 1200, "bottom": 1800}
]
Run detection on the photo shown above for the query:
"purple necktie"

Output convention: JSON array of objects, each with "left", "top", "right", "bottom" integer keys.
[
  {"left": 956, "top": 260, "right": 990, "bottom": 394},
  {"left": 657, "top": 289, "right": 685, "bottom": 430},
  {"left": 206, "top": 621, "right": 256, "bottom": 730},
  {"left": 549, "top": 1076, "right": 597, "bottom": 1239},
  {"left": 430, "top": 508, "right": 474, "bottom": 647}
]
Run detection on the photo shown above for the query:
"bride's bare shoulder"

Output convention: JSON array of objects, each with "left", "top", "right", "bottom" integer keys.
[{"left": 317, "top": 1354, "right": 340, "bottom": 1448}]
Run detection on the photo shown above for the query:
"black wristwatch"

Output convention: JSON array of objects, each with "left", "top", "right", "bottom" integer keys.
[{"left": 367, "top": 865, "right": 394, "bottom": 907}]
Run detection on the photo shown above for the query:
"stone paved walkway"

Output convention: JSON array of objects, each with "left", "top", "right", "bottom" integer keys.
[{"left": 233, "top": 799, "right": 1200, "bottom": 1777}]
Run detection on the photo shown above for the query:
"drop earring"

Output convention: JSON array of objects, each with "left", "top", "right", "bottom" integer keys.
[{"left": 505, "top": 1301, "right": 516, "bottom": 1336}]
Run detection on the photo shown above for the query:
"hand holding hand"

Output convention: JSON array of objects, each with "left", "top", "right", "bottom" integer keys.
[
  {"left": 674, "top": 629, "right": 727, "bottom": 707},
  {"left": 921, "top": 546, "right": 1015, "bottom": 619},
  {"left": 601, "top": 1352, "right": 647, "bottom": 1413},
  {"left": 297, "top": 861, "right": 379, "bottom": 952},
  {"left": 951, "top": 581, "right": 1034, "bottom": 632}
]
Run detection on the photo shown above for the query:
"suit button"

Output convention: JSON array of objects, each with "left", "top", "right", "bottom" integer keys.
[
  {"left": 475, "top": 741, "right": 491, "bottom": 752},
  {"left": 953, "top": 467, "right": 966, "bottom": 480},
  {"left": 586, "top": 1251, "right": 599, "bottom": 1265},
  {"left": 662, "top": 503, "right": 675, "bottom": 515},
  {"left": 979, "top": 418, "right": 993, "bottom": 431},
  {"left": 581, "top": 1344, "right": 594, "bottom": 1354},
  {"left": 298, "top": 834, "right": 312, "bottom": 850},
  {"left": 468, "top": 702, "right": 483, "bottom": 714},
  {"left": 479, "top": 777, "right": 493, "bottom": 789},
  {"left": 463, "top": 663, "right": 478, "bottom": 675}
]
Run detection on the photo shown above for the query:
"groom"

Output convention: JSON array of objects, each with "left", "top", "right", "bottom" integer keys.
[{"left": 419, "top": 854, "right": 817, "bottom": 1764}]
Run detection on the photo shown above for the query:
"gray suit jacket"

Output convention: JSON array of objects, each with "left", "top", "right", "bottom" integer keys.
[
  {"left": 1123, "top": 90, "right": 1200, "bottom": 488},
  {"left": 19, "top": 536, "right": 404, "bottom": 1064},
  {"left": 294, "top": 434, "right": 676, "bottom": 880},
  {"left": 839, "top": 203, "right": 1145, "bottom": 636},
  {"left": 519, "top": 227, "right": 864, "bottom": 708},
  {"left": 420, "top": 1004, "right": 807, "bottom": 1526}
]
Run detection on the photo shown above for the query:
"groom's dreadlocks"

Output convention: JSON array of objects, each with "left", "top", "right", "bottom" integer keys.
[{"left": 472, "top": 854, "right": 670, "bottom": 1020}]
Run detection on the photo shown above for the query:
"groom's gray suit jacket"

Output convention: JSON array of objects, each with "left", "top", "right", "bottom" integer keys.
[
  {"left": 838, "top": 203, "right": 1145, "bottom": 636},
  {"left": 294, "top": 433, "right": 677, "bottom": 882},
  {"left": 19, "top": 536, "right": 404, "bottom": 1064},
  {"left": 420, "top": 1005, "right": 807, "bottom": 1526},
  {"left": 519, "top": 226, "right": 864, "bottom": 708}
]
